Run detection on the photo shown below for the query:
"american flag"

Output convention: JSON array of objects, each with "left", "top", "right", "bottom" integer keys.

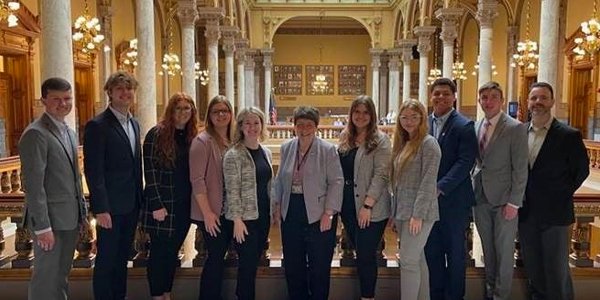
[{"left": 269, "top": 91, "right": 277, "bottom": 125}]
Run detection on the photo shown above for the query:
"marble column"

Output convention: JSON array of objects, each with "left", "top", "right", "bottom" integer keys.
[
  {"left": 221, "top": 28, "right": 237, "bottom": 111},
  {"left": 414, "top": 26, "right": 436, "bottom": 107},
  {"left": 262, "top": 48, "right": 274, "bottom": 118},
  {"left": 199, "top": 8, "right": 225, "bottom": 100},
  {"left": 40, "top": 0, "right": 76, "bottom": 130},
  {"left": 135, "top": 0, "right": 157, "bottom": 136},
  {"left": 97, "top": 4, "right": 112, "bottom": 108},
  {"left": 387, "top": 49, "right": 401, "bottom": 114},
  {"left": 244, "top": 50, "right": 256, "bottom": 108},
  {"left": 538, "top": 0, "right": 559, "bottom": 88},
  {"left": 254, "top": 55, "right": 262, "bottom": 108},
  {"left": 435, "top": 8, "right": 464, "bottom": 79},
  {"left": 476, "top": 0, "right": 499, "bottom": 118},
  {"left": 370, "top": 48, "right": 384, "bottom": 114},
  {"left": 507, "top": 26, "right": 518, "bottom": 106},
  {"left": 177, "top": 0, "right": 198, "bottom": 103},
  {"left": 235, "top": 39, "right": 249, "bottom": 111},
  {"left": 399, "top": 39, "right": 417, "bottom": 102}
]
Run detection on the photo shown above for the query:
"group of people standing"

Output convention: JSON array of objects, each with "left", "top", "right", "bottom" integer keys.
[{"left": 20, "top": 71, "right": 588, "bottom": 300}]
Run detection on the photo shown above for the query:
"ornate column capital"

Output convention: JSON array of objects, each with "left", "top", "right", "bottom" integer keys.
[
  {"left": 397, "top": 39, "right": 417, "bottom": 63},
  {"left": 198, "top": 7, "right": 224, "bottom": 43},
  {"left": 370, "top": 48, "right": 384, "bottom": 69},
  {"left": 414, "top": 26, "right": 436, "bottom": 54},
  {"left": 476, "top": 0, "right": 499, "bottom": 29},
  {"left": 197, "top": 6, "right": 225, "bottom": 22},
  {"left": 435, "top": 8, "right": 464, "bottom": 44},
  {"left": 245, "top": 49, "right": 257, "bottom": 70},
  {"left": 387, "top": 49, "right": 401, "bottom": 72},
  {"left": 261, "top": 48, "right": 274, "bottom": 69},
  {"left": 235, "top": 38, "right": 249, "bottom": 61},
  {"left": 222, "top": 38, "right": 236, "bottom": 56},
  {"left": 177, "top": 0, "right": 198, "bottom": 27}
]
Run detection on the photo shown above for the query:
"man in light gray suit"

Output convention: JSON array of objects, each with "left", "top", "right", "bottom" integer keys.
[
  {"left": 19, "top": 78, "right": 87, "bottom": 300},
  {"left": 472, "top": 81, "right": 528, "bottom": 300}
]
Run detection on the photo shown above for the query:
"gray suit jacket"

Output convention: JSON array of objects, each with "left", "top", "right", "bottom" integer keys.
[
  {"left": 19, "top": 113, "right": 86, "bottom": 232},
  {"left": 351, "top": 131, "right": 391, "bottom": 222},
  {"left": 272, "top": 137, "right": 344, "bottom": 224},
  {"left": 473, "top": 112, "right": 528, "bottom": 207},
  {"left": 392, "top": 135, "right": 441, "bottom": 221}
]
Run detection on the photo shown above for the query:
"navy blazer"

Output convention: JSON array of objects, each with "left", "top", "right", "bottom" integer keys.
[
  {"left": 83, "top": 108, "right": 143, "bottom": 215},
  {"left": 428, "top": 110, "right": 477, "bottom": 209},
  {"left": 520, "top": 119, "right": 589, "bottom": 226}
]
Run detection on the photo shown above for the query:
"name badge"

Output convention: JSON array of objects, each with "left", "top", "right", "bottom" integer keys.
[{"left": 291, "top": 184, "right": 303, "bottom": 194}]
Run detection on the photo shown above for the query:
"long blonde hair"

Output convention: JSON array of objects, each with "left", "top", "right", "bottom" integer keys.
[
  {"left": 389, "top": 100, "right": 430, "bottom": 185},
  {"left": 233, "top": 107, "right": 269, "bottom": 144}
]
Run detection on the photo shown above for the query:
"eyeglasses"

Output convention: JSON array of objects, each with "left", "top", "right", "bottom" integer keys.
[
  {"left": 175, "top": 106, "right": 192, "bottom": 112},
  {"left": 210, "top": 109, "right": 230, "bottom": 116},
  {"left": 399, "top": 116, "right": 421, "bottom": 123}
]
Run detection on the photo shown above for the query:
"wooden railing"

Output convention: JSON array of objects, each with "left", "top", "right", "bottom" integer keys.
[{"left": 0, "top": 139, "right": 599, "bottom": 270}]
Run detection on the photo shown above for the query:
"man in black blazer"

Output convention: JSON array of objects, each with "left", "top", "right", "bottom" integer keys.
[
  {"left": 84, "top": 71, "right": 143, "bottom": 300},
  {"left": 424, "top": 78, "right": 478, "bottom": 300},
  {"left": 519, "top": 82, "right": 589, "bottom": 300}
]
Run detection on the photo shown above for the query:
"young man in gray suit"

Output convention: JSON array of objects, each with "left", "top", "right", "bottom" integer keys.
[
  {"left": 20, "top": 77, "right": 87, "bottom": 300},
  {"left": 473, "top": 81, "right": 528, "bottom": 300}
]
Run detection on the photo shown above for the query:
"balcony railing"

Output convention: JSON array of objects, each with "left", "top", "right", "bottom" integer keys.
[{"left": 0, "top": 137, "right": 599, "bottom": 271}]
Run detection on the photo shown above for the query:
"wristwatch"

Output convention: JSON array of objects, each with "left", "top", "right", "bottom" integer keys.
[{"left": 363, "top": 203, "right": 373, "bottom": 210}]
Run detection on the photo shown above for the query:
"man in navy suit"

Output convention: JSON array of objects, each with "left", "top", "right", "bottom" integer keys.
[
  {"left": 424, "top": 78, "right": 477, "bottom": 300},
  {"left": 84, "top": 71, "right": 143, "bottom": 300},
  {"left": 519, "top": 82, "right": 589, "bottom": 300}
]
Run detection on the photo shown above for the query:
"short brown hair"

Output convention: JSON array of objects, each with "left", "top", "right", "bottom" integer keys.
[
  {"left": 104, "top": 71, "right": 138, "bottom": 92},
  {"left": 293, "top": 106, "right": 320, "bottom": 126},
  {"left": 530, "top": 82, "right": 554, "bottom": 99},
  {"left": 478, "top": 81, "right": 504, "bottom": 99}
]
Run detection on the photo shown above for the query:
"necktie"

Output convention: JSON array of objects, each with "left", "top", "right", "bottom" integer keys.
[{"left": 479, "top": 120, "right": 491, "bottom": 153}]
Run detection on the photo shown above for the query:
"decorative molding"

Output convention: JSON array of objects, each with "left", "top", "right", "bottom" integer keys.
[
  {"left": 398, "top": 39, "right": 417, "bottom": 62},
  {"left": 435, "top": 8, "right": 464, "bottom": 44},
  {"left": 262, "top": 17, "right": 283, "bottom": 48},
  {"left": 414, "top": 25, "right": 437, "bottom": 54},
  {"left": 177, "top": 1, "right": 198, "bottom": 26},
  {"left": 362, "top": 17, "right": 382, "bottom": 47},
  {"left": 275, "top": 28, "right": 369, "bottom": 35},
  {"left": 476, "top": 0, "right": 499, "bottom": 28}
]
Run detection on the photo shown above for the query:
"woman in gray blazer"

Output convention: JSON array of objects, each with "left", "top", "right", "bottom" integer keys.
[
  {"left": 271, "top": 106, "right": 344, "bottom": 300},
  {"left": 337, "top": 96, "right": 391, "bottom": 300},
  {"left": 223, "top": 107, "right": 273, "bottom": 300},
  {"left": 390, "top": 100, "right": 441, "bottom": 300}
]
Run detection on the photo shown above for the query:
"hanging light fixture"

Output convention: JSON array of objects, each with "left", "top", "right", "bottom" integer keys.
[
  {"left": 452, "top": 46, "right": 467, "bottom": 81},
  {"left": 312, "top": 15, "right": 328, "bottom": 93},
  {"left": 72, "top": 0, "right": 105, "bottom": 54},
  {"left": 123, "top": 38, "right": 138, "bottom": 67},
  {"left": 512, "top": 0, "right": 539, "bottom": 70},
  {"left": 471, "top": 56, "right": 498, "bottom": 77},
  {"left": 428, "top": 38, "right": 442, "bottom": 85},
  {"left": 0, "top": 0, "right": 19, "bottom": 27},
  {"left": 159, "top": 0, "right": 181, "bottom": 77},
  {"left": 573, "top": 0, "right": 600, "bottom": 57},
  {"left": 195, "top": 62, "right": 209, "bottom": 86}
]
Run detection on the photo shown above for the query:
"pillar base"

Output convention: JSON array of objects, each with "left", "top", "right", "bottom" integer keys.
[
  {"left": 11, "top": 256, "right": 33, "bottom": 268},
  {"left": 73, "top": 254, "right": 96, "bottom": 268}
]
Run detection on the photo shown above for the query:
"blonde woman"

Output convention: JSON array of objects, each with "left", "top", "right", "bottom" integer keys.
[
  {"left": 223, "top": 107, "right": 273, "bottom": 300},
  {"left": 337, "top": 95, "right": 391, "bottom": 300},
  {"left": 189, "top": 95, "right": 234, "bottom": 300},
  {"left": 390, "top": 100, "right": 441, "bottom": 300}
]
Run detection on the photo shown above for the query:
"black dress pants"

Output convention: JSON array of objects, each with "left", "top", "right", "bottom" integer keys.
[
  {"left": 146, "top": 218, "right": 191, "bottom": 296},
  {"left": 282, "top": 194, "right": 337, "bottom": 300},
  {"left": 197, "top": 216, "right": 234, "bottom": 300},
  {"left": 340, "top": 204, "right": 386, "bottom": 298},
  {"left": 234, "top": 215, "right": 271, "bottom": 300},
  {"left": 93, "top": 209, "right": 139, "bottom": 300}
]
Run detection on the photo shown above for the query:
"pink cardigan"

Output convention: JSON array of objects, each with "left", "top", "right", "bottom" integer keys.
[{"left": 189, "top": 131, "right": 225, "bottom": 221}]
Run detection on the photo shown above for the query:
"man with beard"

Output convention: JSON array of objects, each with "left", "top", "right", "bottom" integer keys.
[{"left": 519, "top": 82, "right": 589, "bottom": 300}]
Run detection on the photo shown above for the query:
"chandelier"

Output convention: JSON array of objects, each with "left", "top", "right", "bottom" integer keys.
[
  {"left": 0, "top": 1, "right": 19, "bottom": 27},
  {"left": 311, "top": 15, "right": 329, "bottom": 93},
  {"left": 512, "top": 0, "right": 539, "bottom": 70},
  {"left": 471, "top": 56, "right": 498, "bottom": 77},
  {"left": 72, "top": 0, "right": 105, "bottom": 54},
  {"left": 159, "top": 0, "right": 181, "bottom": 77},
  {"left": 123, "top": 39, "right": 138, "bottom": 67},
  {"left": 452, "top": 62, "right": 467, "bottom": 81},
  {"left": 427, "top": 68, "right": 442, "bottom": 85},
  {"left": 573, "top": 0, "right": 600, "bottom": 57},
  {"left": 195, "top": 62, "right": 209, "bottom": 86}
]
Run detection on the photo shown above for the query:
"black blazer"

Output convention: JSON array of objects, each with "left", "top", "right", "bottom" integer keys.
[
  {"left": 520, "top": 119, "right": 589, "bottom": 226},
  {"left": 83, "top": 108, "right": 143, "bottom": 215},
  {"left": 429, "top": 110, "right": 478, "bottom": 209}
]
